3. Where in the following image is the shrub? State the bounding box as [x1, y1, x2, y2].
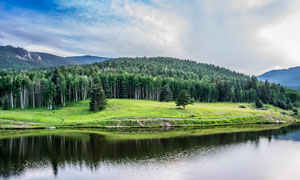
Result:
[293, 108, 299, 115]
[255, 99, 263, 108]
[281, 112, 288, 115]
[294, 102, 300, 108]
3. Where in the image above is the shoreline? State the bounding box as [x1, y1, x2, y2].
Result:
[0, 123, 295, 140]
[0, 116, 291, 130]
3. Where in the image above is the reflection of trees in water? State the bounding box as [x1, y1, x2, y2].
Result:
[0, 126, 299, 178]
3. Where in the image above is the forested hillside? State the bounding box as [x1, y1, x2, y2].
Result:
[0, 57, 299, 111]
[0, 45, 45, 70]
[0, 45, 110, 70]
[93, 57, 247, 80]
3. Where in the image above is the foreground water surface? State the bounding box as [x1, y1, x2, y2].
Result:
[1, 126, 300, 180]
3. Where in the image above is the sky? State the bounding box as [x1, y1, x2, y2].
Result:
[0, 0, 300, 75]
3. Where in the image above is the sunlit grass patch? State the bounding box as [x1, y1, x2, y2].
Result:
[0, 99, 296, 128]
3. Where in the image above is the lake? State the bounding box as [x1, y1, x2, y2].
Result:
[1, 126, 300, 180]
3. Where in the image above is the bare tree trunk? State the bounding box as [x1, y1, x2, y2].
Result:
[48, 98, 53, 110]
[61, 92, 64, 106]
[84, 89, 86, 100]
[32, 88, 35, 108]
[75, 89, 78, 102]
[38, 83, 42, 107]
[24, 88, 28, 108]
[69, 85, 71, 101]
[20, 88, 24, 110]
[81, 86, 84, 100]
[10, 91, 14, 109]
[114, 83, 117, 98]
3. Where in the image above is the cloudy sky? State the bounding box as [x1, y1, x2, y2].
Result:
[0, 0, 300, 75]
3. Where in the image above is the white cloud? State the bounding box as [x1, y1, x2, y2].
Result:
[257, 10, 300, 66]
[231, 0, 278, 10]
[1, 0, 300, 75]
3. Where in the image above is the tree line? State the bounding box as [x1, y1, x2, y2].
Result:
[0, 57, 299, 111]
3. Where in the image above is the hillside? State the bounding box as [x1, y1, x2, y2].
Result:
[1, 56, 299, 113]
[94, 57, 248, 81]
[258, 67, 300, 90]
[0, 45, 110, 70]
[0, 45, 46, 70]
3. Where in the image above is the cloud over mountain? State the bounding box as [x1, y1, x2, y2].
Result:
[1, 0, 300, 75]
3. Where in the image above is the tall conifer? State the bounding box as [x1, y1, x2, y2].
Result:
[160, 84, 173, 102]
[90, 75, 107, 112]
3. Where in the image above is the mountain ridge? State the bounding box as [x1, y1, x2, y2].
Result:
[66, 55, 110, 65]
[0, 45, 110, 70]
[257, 66, 300, 90]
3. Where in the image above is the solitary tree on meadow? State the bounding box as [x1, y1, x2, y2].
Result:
[176, 90, 192, 109]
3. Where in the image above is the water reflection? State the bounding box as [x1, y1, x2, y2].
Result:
[0, 126, 300, 180]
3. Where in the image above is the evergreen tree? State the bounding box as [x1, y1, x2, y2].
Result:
[120, 80, 127, 98]
[90, 76, 107, 112]
[160, 84, 173, 102]
[249, 88, 257, 103]
[51, 67, 62, 104]
[102, 76, 111, 98]
[176, 90, 192, 109]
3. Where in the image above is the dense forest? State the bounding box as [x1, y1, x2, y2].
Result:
[0, 57, 299, 110]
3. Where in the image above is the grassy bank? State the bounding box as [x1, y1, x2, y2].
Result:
[0, 124, 290, 140]
[0, 99, 297, 129]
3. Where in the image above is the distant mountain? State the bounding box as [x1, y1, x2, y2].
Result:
[0, 45, 110, 70]
[66, 55, 110, 65]
[257, 67, 300, 90]
[0, 45, 45, 70]
[34, 52, 74, 66]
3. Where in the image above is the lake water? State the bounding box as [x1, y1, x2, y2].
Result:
[1, 126, 300, 180]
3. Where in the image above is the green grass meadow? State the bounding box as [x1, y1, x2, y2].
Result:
[0, 99, 297, 128]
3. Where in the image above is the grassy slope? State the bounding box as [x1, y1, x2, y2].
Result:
[0, 99, 296, 128]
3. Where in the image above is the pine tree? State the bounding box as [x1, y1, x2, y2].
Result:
[102, 77, 111, 98]
[51, 67, 62, 104]
[160, 84, 173, 102]
[119, 76, 128, 98]
[176, 90, 192, 109]
[90, 76, 107, 112]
